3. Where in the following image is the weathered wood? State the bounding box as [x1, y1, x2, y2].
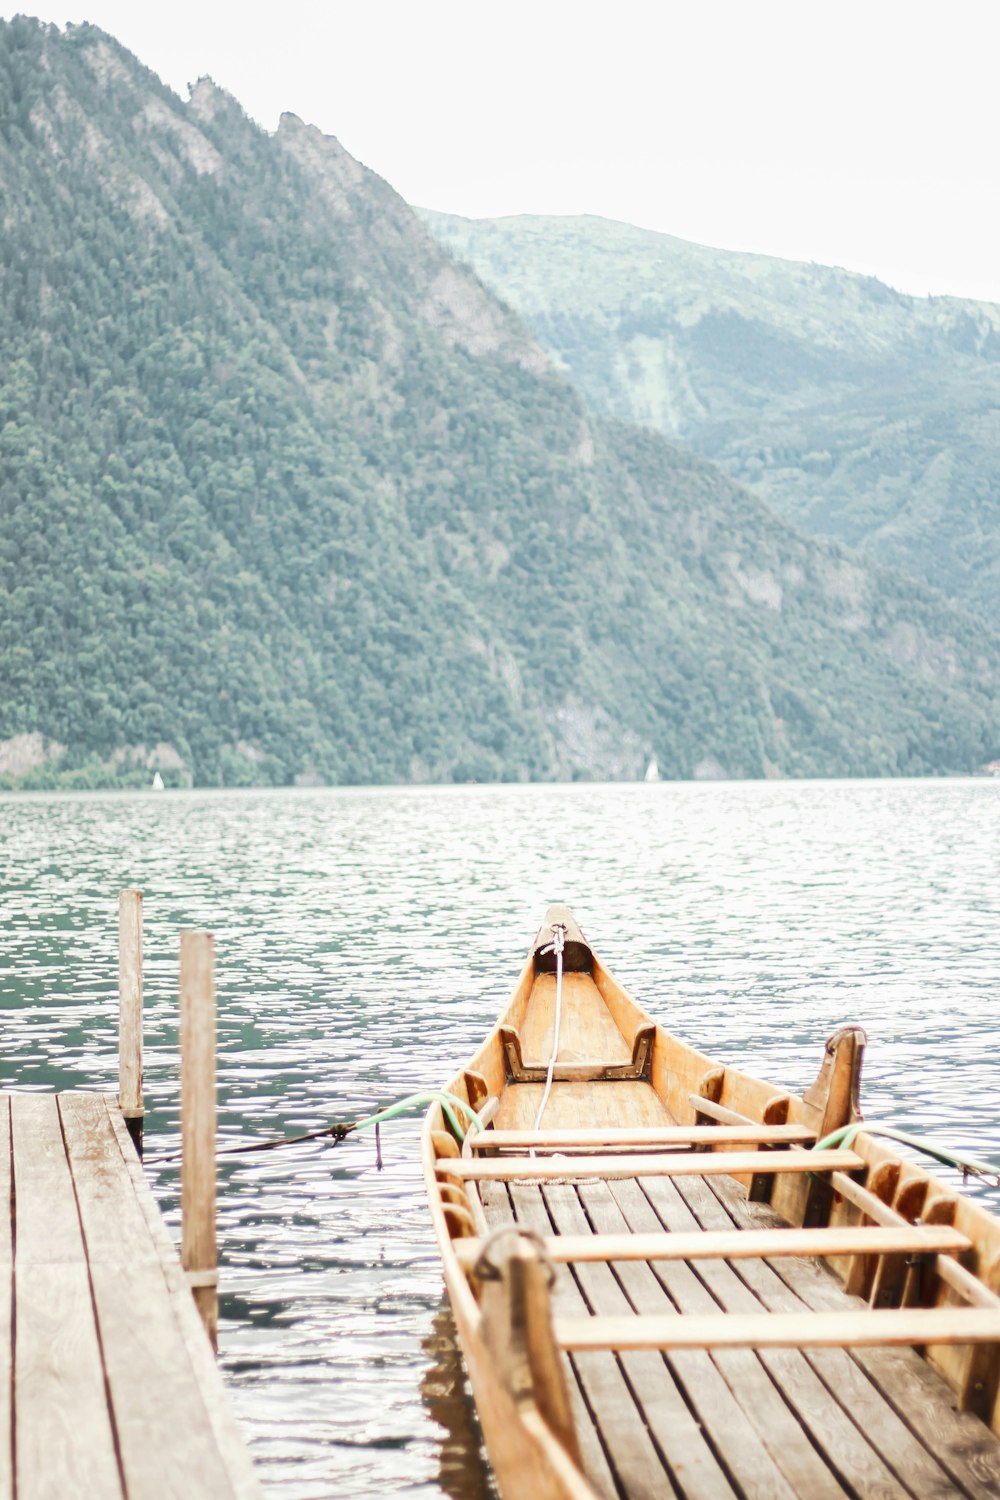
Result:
[636, 1171, 900, 1499]
[443, 1148, 866, 1182]
[960, 1257, 1000, 1418]
[0, 1100, 12, 1500]
[564, 1178, 815, 1500]
[506, 1182, 709, 1500]
[180, 931, 218, 1348]
[708, 1173, 1000, 1500]
[478, 1182, 623, 1500]
[472, 1123, 817, 1151]
[556, 1306, 1000, 1352]
[478, 1232, 582, 1469]
[455, 1223, 970, 1269]
[118, 888, 144, 1154]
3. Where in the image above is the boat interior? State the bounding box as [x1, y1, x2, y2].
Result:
[423, 906, 1000, 1500]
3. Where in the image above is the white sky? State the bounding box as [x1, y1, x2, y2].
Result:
[7, 0, 1000, 302]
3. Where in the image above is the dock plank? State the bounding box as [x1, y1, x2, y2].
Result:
[16, 1261, 123, 1500]
[4, 1093, 260, 1500]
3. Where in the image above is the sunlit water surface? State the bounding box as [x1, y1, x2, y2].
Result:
[1, 781, 998, 1498]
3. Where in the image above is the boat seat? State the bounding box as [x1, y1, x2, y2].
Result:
[500, 1022, 655, 1083]
[439, 1147, 866, 1181]
[455, 1223, 971, 1268]
[470, 1123, 817, 1151]
[554, 1306, 1000, 1353]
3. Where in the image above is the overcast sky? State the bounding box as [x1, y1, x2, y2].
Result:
[6, 1, 999, 302]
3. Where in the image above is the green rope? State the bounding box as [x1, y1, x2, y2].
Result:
[814, 1123, 1000, 1186]
[145, 1087, 486, 1164]
[353, 1089, 485, 1142]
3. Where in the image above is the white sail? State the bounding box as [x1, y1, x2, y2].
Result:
[644, 756, 660, 783]
[151, 770, 165, 790]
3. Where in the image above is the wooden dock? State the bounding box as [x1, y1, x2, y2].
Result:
[2, 897, 260, 1499]
[1, 1090, 260, 1499]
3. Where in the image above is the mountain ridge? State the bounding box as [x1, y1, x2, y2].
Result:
[1, 17, 998, 788]
[422, 210, 1000, 621]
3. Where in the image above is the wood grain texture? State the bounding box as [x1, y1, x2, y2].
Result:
[473, 1123, 816, 1150]
[519, 973, 631, 1065]
[444, 1147, 865, 1181]
[15, 1261, 122, 1499]
[180, 931, 218, 1345]
[552, 1178, 802, 1500]
[556, 1307, 1000, 1352]
[117, 889, 143, 1117]
[455, 1223, 970, 1267]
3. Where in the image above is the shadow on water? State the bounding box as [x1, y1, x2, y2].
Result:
[421, 1302, 496, 1500]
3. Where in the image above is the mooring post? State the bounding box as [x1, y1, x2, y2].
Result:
[180, 930, 219, 1351]
[118, 888, 145, 1156]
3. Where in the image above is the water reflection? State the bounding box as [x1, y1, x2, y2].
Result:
[420, 1305, 494, 1500]
[1, 779, 999, 1496]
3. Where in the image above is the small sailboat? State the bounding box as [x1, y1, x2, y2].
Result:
[151, 771, 165, 790]
[643, 756, 659, 783]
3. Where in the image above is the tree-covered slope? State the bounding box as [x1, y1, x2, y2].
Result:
[1, 17, 999, 787]
[424, 211, 1000, 624]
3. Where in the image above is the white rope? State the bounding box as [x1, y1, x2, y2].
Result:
[531, 923, 566, 1142]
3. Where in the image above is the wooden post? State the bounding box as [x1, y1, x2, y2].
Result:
[180, 931, 218, 1351]
[118, 888, 144, 1156]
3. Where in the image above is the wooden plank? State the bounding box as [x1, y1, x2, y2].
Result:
[707, 1175, 1000, 1500]
[472, 1123, 817, 1150]
[555, 1307, 1000, 1352]
[58, 1094, 161, 1266]
[10, 1093, 87, 1264]
[89, 1262, 246, 1500]
[455, 1223, 970, 1268]
[444, 1148, 866, 1181]
[672, 1169, 960, 1499]
[0, 1100, 12, 1500]
[478, 1181, 620, 1500]
[505, 1182, 730, 1500]
[556, 1178, 812, 1500]
[101, 1106, 263, 1500]
[15, 1260, 123, 1499]
[607, 1176, 864, 1500]
[493, 1079, 672, 1132]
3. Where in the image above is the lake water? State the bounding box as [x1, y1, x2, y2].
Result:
[2, 779, 999, 1498]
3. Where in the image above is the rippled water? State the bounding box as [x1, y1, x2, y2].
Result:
[2, 780, 999, 1498]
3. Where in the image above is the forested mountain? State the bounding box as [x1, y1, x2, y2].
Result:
[1, 17, 999, 789]
[424, 212, 1000, 623]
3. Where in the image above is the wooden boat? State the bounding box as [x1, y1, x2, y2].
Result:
[421, 905, 1000, 1500]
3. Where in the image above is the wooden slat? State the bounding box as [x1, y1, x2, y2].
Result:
[443, 1148, 865, 1182]
[632, 1170, 899, 1500]
[456, 1223, 971, 1268]
[686, 1095, 760, 1127]
[101, 1105, 263, 1500]
[602, 1176, 851, 1494]
[556, 1307, 1000, 1352]
[472, 1123, 817, 1151]
[831, 1170, 1000, 1309]
[58, 1094, 161, 1266]
[706, 1171, 1000, 1500]
[0, 1101, 12, 1500]
[479, 1182, 646, 1500]
[10, 1093, 87, 1263]
[549, 1179, 804, 1500]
